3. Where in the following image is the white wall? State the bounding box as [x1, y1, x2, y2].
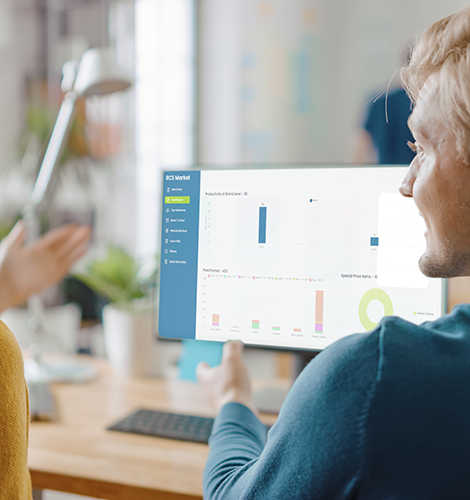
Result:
[197, 0, 242, 164]
[0, 0, 37, 176]
[197, 0, 470, 165]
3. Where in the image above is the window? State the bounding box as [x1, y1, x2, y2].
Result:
[135, 0, 194, 256]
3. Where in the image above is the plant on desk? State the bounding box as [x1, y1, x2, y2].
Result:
[74, 247, 163, 377]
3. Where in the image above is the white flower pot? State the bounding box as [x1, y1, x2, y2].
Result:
[102, 301, 167, 378]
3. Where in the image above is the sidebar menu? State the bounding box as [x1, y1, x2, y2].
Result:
[158, 171, 201, 339]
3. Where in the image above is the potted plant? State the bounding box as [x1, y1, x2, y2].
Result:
[73, 247, 170, 377]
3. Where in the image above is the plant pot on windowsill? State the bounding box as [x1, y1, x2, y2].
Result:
[73, 247, 176, 377]
[101, 298, 164, 377]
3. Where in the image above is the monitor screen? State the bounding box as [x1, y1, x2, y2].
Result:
[157, 165, 445, 351]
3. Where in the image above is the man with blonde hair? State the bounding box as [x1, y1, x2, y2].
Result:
[198, 7, 470, 499]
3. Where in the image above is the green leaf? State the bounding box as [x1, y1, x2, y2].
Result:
[72, 246, 157, 304]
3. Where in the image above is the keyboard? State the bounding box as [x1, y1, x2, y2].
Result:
[107, 409, 215, 444]
[28, 382, 55, 421]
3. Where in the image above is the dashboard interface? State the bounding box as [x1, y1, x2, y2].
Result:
[158, 166, 444, 350]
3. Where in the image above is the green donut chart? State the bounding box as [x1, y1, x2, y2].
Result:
[359, 288, 393, 331]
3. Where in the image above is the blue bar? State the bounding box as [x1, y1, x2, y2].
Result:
[370, 237, 379, 247]
[259, 207, 267, 244]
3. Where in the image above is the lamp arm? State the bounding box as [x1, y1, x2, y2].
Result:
[21, 91, 78, 363]
[30, 92, 78, 209]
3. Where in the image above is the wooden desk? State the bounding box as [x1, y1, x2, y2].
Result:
[28, 357, 213, 500]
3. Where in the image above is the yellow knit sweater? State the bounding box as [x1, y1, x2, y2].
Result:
[0, 320, 32, 499]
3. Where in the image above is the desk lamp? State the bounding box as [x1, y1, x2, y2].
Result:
[22, 48, 132, 383]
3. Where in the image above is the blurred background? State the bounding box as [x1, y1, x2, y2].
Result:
[1, 0, 468, 261]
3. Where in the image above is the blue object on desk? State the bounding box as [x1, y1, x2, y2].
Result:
[178, 340, 223, 382]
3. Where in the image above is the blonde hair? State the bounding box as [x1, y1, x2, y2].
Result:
[401, 7, 470, 162]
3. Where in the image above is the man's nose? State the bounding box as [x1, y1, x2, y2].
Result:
[399, 163, 417, 198]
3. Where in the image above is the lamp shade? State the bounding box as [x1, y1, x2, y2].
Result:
[72, 47, 132, 97]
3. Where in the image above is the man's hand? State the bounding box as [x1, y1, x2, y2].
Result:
[197, 340, 259, 416]
[0, 221, 91, 313]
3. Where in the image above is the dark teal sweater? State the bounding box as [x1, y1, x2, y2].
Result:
[204, 304, 470, 499]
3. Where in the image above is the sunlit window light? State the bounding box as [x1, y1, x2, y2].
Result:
[135, 0, 194, 257]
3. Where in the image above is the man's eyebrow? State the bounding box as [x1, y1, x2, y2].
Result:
[407, 112, 430, 142]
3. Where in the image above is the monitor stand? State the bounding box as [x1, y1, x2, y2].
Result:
[253, 351, 318, 414]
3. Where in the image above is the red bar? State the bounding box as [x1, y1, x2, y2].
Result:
[315, 291, 324, 324]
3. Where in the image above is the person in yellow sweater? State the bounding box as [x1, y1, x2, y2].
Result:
[0, 221, 90, 499]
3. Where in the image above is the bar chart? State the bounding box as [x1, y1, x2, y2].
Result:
[197, 268, 328, 347]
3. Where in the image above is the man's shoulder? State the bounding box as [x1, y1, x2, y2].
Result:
[379, 304, 470, 351]
[300, 305, 470, 387]
[335, 304, 470, 351]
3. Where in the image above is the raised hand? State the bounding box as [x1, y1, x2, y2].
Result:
[0, 221, 91, 313]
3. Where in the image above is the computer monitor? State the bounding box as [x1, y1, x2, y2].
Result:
[157, 165, 446, 352]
